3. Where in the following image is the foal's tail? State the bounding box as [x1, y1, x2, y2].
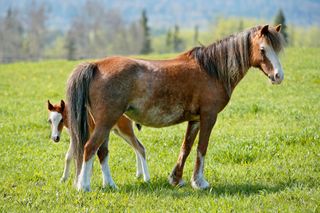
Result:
[66, 63, 97, 169]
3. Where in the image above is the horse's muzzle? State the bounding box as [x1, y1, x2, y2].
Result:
[52, 136, 60, 142]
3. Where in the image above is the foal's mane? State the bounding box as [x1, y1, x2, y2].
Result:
[188, 25, 284, 94]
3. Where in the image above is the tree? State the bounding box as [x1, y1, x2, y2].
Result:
[193, 25, 199, 45]
[165, 29, 172, 52]
[173, 25, 185, 52]
[65, 31, 76, 60]
[0, 8, 24, 62]
[274, 9, 288, 44]
[140, 9, 152, 54]
[25, 2, 47, 60]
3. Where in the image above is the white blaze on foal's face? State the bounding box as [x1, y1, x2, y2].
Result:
[49, 111, 63, 142]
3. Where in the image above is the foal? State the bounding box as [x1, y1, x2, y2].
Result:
[47, 100, 149, 187]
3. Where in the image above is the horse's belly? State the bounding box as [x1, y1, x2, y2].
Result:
[125, 104, 186, 127]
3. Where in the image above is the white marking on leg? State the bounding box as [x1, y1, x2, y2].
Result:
[137, 152, 150, 182]
[61, 140, 73, 182]
[191, 151, 209, 189]
[77, 155, 94, 191]
[101, 155, 117, 189]
[135, 151, 143, 178]
[115, 131, 150, 182]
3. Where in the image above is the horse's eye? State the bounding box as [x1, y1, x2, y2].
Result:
[260, 47, 265, 55]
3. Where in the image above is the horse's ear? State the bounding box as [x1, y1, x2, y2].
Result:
[259, 25, 269, 37]
[275, 24, 281, 32]
[60, 100, 65, 112]
[48, 100, 54, 111]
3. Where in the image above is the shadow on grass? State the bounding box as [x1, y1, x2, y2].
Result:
[113, 177, 304, 198]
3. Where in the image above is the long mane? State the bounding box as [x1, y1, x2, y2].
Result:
[188, 25, 285, 94]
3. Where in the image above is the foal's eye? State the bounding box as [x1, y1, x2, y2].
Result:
[260, 47, 265, 55]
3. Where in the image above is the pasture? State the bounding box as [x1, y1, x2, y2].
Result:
[0, 48, 319, 212]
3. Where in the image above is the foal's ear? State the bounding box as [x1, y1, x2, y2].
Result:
[275, 24, 282, 32]
[60, 100, 65, 112]
[48, 100, 54, 111]
[259, 25, 269, 37]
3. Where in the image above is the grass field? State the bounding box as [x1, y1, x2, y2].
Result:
[0, 48, 319, 212]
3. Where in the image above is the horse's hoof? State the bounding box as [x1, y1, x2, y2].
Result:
[168, 176, 186, 187]
[191, 178, 210, 190]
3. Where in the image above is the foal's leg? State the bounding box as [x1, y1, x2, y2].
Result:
[114, 118, 150, 182]
[191, 113, 217, 189]
[169, 121, 200, 186]
[97, 139, 117, 188]
[60, 139, 74, 182]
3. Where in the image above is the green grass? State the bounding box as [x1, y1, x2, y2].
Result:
[0, 48, 319, 212]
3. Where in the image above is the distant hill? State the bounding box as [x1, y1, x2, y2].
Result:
[0, 0, 319, 31]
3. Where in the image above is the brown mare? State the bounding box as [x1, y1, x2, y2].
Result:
[66, 25, 285, 191]
[47, 100, 149, 187]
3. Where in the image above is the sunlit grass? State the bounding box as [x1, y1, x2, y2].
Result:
[0, 48, 319, 212]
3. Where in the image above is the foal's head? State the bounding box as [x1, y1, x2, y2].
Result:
[250, 24, 285, 84]
[47, 100, 65, 142]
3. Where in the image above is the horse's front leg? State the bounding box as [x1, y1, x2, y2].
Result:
[191, 112, 217, 189]
[169, 121, 200, 187]
[60, 139, 74, 182]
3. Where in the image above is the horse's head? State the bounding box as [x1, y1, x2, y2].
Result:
[251, 24, 285, 84]
[47, 100, 65, 142]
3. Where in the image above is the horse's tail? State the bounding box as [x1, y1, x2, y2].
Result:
[66, 63, 97, 169]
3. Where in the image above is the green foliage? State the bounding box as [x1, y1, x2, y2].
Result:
[274, 9, 288, 43]
[140, 9, 152, 54]
[0, 48, 319, 211]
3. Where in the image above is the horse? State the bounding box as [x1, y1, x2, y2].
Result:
[47, 100, 150, 187]
[66, 24, 285, 191]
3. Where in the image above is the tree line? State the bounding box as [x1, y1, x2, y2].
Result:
[0, 4, 319, 63]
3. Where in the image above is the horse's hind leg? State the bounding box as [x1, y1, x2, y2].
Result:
[61, 138, 74, 183]
[77, 125, 111, 191]
[169, 121, 200, 187]
[97, 139, 117, 188]
[114, 117, 150, 182]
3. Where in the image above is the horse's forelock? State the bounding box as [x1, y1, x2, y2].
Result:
[264, 28, 285, 53]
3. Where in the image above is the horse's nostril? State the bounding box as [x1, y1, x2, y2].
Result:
[275, 73, 280, 79]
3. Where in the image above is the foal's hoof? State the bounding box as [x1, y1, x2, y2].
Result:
[136, 172, 143, 179]
[103, 182, 118, 190]
[77, 183, 91, 192]
[191, 178, 210, 190]
[60, 177, 67, 183]
[77, 185, 91, 192]
[168, 175, 186, 187]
